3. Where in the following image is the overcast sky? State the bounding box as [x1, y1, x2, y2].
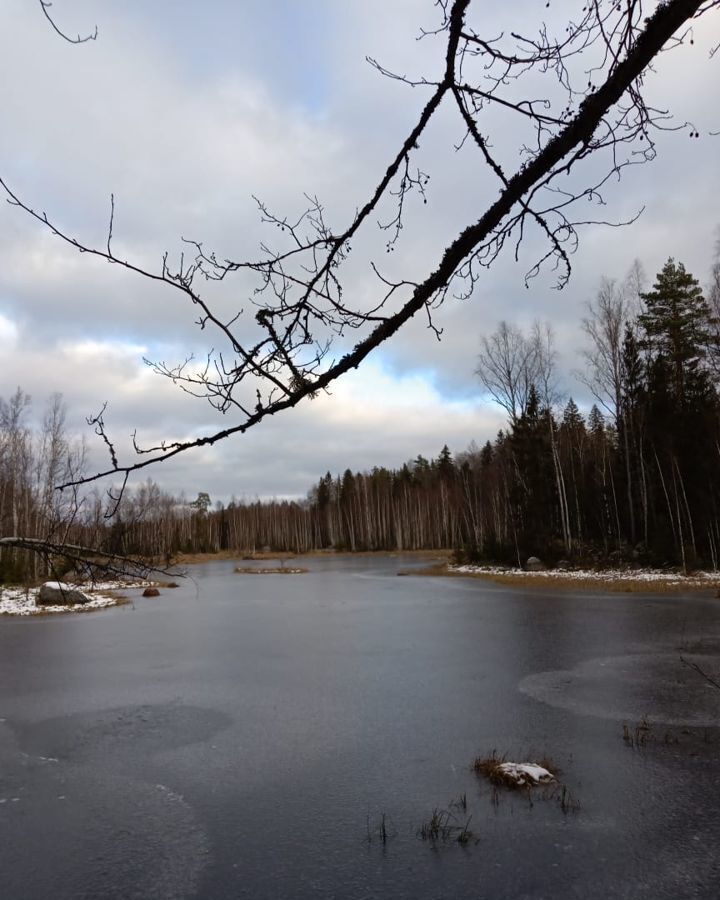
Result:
[1, 0, 718, 503]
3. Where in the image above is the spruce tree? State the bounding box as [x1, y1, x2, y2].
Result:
[638, 259, 715, 405]
[436, 444, 455, 480]
[561, 398, 584, 434]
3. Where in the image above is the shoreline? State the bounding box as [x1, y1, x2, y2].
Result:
[417, 563, 720, 594]
[173, 550, 720, 594]
[172, 548, 451, 566]
[4, 552, 717, 607]
[0, 580, 145, 617]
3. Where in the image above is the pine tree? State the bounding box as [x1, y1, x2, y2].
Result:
[639, 259, 715, 405]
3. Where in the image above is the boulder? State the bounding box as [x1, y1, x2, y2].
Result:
[143, 587, 160, 597]
[556, 559, 571, 570]
[525, 556, 545, 572]
[38, 581, 90, 606]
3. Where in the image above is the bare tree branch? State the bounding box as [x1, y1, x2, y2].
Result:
[0, 536, 178, 582]
[38, 0, 97, 45]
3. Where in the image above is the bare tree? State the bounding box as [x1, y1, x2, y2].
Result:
[2, 0, 717, 495]
[578, 262, 645, 424]
[0, 389, 32, 548]
[475, 322, 539, 426]
[707, 232, 720, 379]
[531, 322, 562, 411]
[577, 264, 647, 543]
[530, 322, 574, 553]
[580, 279, 630, 424]
[0, 389, 117, 581]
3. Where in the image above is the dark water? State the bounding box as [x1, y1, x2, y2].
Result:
[1, 556, 719, 899]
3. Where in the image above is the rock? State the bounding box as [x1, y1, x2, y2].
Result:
[556, 559, 571, 570]
[143, 587, 160, 597]
[166, 582, 179, 589]
[38, 582, 90, 606]
[525, 556, 545, 572]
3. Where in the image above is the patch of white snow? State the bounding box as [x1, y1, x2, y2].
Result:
[450, 564, 720, 586]
[0, 580, 152, 616]
[497, 762, 555, 785]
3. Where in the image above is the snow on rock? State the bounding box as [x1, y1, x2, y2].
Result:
[38, 582, 90, 606]
[496, 762, 556, 786]
[0, 580, 150, 616]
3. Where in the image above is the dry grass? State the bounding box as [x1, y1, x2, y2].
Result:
[417, 807, 474, 845]
[397, 562, 449, 577]
[314, 548, 451, 559]
[366, 812, 394, 845]
[622, 717, 653, 749]
[172, 550, 286, 565]
[176, 549, 451, 566]
[473, 751, 579, 814]
[486, 572, 716, 593]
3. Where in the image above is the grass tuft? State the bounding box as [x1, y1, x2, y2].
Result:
[622, 717, 652, 749]
[366, 812, 394, 845]
[472, 751, 558, 789]
[473, 750, 578, 813]
[417, 807, 475, 845]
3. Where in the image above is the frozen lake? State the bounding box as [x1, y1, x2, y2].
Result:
[1, 555, 719, 899]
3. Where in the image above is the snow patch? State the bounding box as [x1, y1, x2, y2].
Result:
[496, 762, 555, 786]
[451, 564, 720, 586]
[0, 580, 150, 616]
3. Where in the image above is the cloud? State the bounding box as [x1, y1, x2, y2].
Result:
[1, 0, 718, 500]
[118, 359, 506, 503]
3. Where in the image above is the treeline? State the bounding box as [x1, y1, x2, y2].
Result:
[0, 389, 87, 581]
[301, 257, 720, 568]
[3, 255, 720, 577]
[102, 456, 468, 558]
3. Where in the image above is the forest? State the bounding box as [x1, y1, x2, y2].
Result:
[2, 256, 720, 580]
